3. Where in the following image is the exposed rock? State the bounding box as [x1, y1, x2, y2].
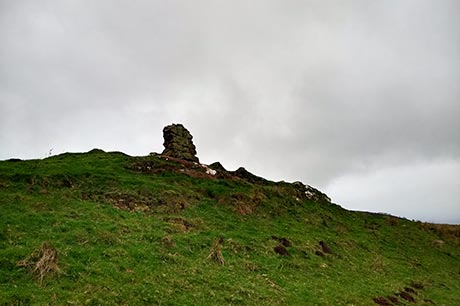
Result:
[199, 164, 217, 176]
[208, 162, 227, 172]
[232, 167, 267, 184]
[293, 181, 331, 203]
[162, 124, 199, 162]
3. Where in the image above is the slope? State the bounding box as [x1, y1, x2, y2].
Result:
[0, 150, 459, 305]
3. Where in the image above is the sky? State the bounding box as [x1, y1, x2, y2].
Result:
[1, 0, 459, 224]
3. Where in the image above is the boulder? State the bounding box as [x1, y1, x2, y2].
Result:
[162, 124, 199, 162]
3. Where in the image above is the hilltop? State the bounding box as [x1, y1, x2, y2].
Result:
[0, 125, 459, 305]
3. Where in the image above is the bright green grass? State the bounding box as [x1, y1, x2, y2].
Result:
[0, 151, 459, 305]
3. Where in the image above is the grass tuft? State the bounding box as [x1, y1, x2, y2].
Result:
[17, 242, 60, 284]
[207, 238, 225, 265]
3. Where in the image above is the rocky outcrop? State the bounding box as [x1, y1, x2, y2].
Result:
[232, 167, 268, 184]
[293, 181, 331, 203]
[208, 162, 227, 172]
[162, 124, 199, 162]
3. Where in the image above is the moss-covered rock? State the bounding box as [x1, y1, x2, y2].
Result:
[161, 124, 199, 162]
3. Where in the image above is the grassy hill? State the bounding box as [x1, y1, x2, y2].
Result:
[0, 150, 459, 305]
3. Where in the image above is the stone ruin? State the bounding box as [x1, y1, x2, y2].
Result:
[162, 124, 199, 163]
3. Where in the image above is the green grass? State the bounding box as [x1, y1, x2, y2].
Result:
[0, 150, 459, 305]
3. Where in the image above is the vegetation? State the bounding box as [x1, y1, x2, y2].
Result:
[0, 150, 459, 305]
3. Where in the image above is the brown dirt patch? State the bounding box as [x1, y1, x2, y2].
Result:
[130, 156, 220, 180]
[375, 282, 426, 305]
[404, 287, 417, 295]
[315, 250, 325, 257]
[319, 240, 333, 254]
[397, 291, 415, 303]
[274, 245, 289, 256]
[235, 202, 254, 215]
[220, 192, 265, 215]
[271, 236, 292, 247]
[82, 189, 191, 213]
[420, 222, 460, 244]
[373, 297, 392, 306]
[129, 159, 182, 174]
[164, 217, 197, 233]
[410, 282, 424, 290]
[103, 192, 151, 212]
[385, 216, 400, 226]
[387, 296, 400, 304]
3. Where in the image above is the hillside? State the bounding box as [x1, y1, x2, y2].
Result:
[1, 149, 459, 305]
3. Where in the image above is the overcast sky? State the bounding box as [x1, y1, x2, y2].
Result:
[1, 1, 459, 224]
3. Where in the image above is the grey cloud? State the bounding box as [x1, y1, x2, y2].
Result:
[1, 0, 459, 222]
[325, 159, 460, 224]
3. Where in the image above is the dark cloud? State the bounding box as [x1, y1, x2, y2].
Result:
[1, 0, 459, 222]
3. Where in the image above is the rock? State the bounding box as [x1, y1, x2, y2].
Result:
[162, 124, 199, 162]
[199, 164, 217, 176]
[293, 181, 331, 203]
[305, 185, 331, 202]
[208, 162, 227, 172]
[233, 167, 267, 184]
